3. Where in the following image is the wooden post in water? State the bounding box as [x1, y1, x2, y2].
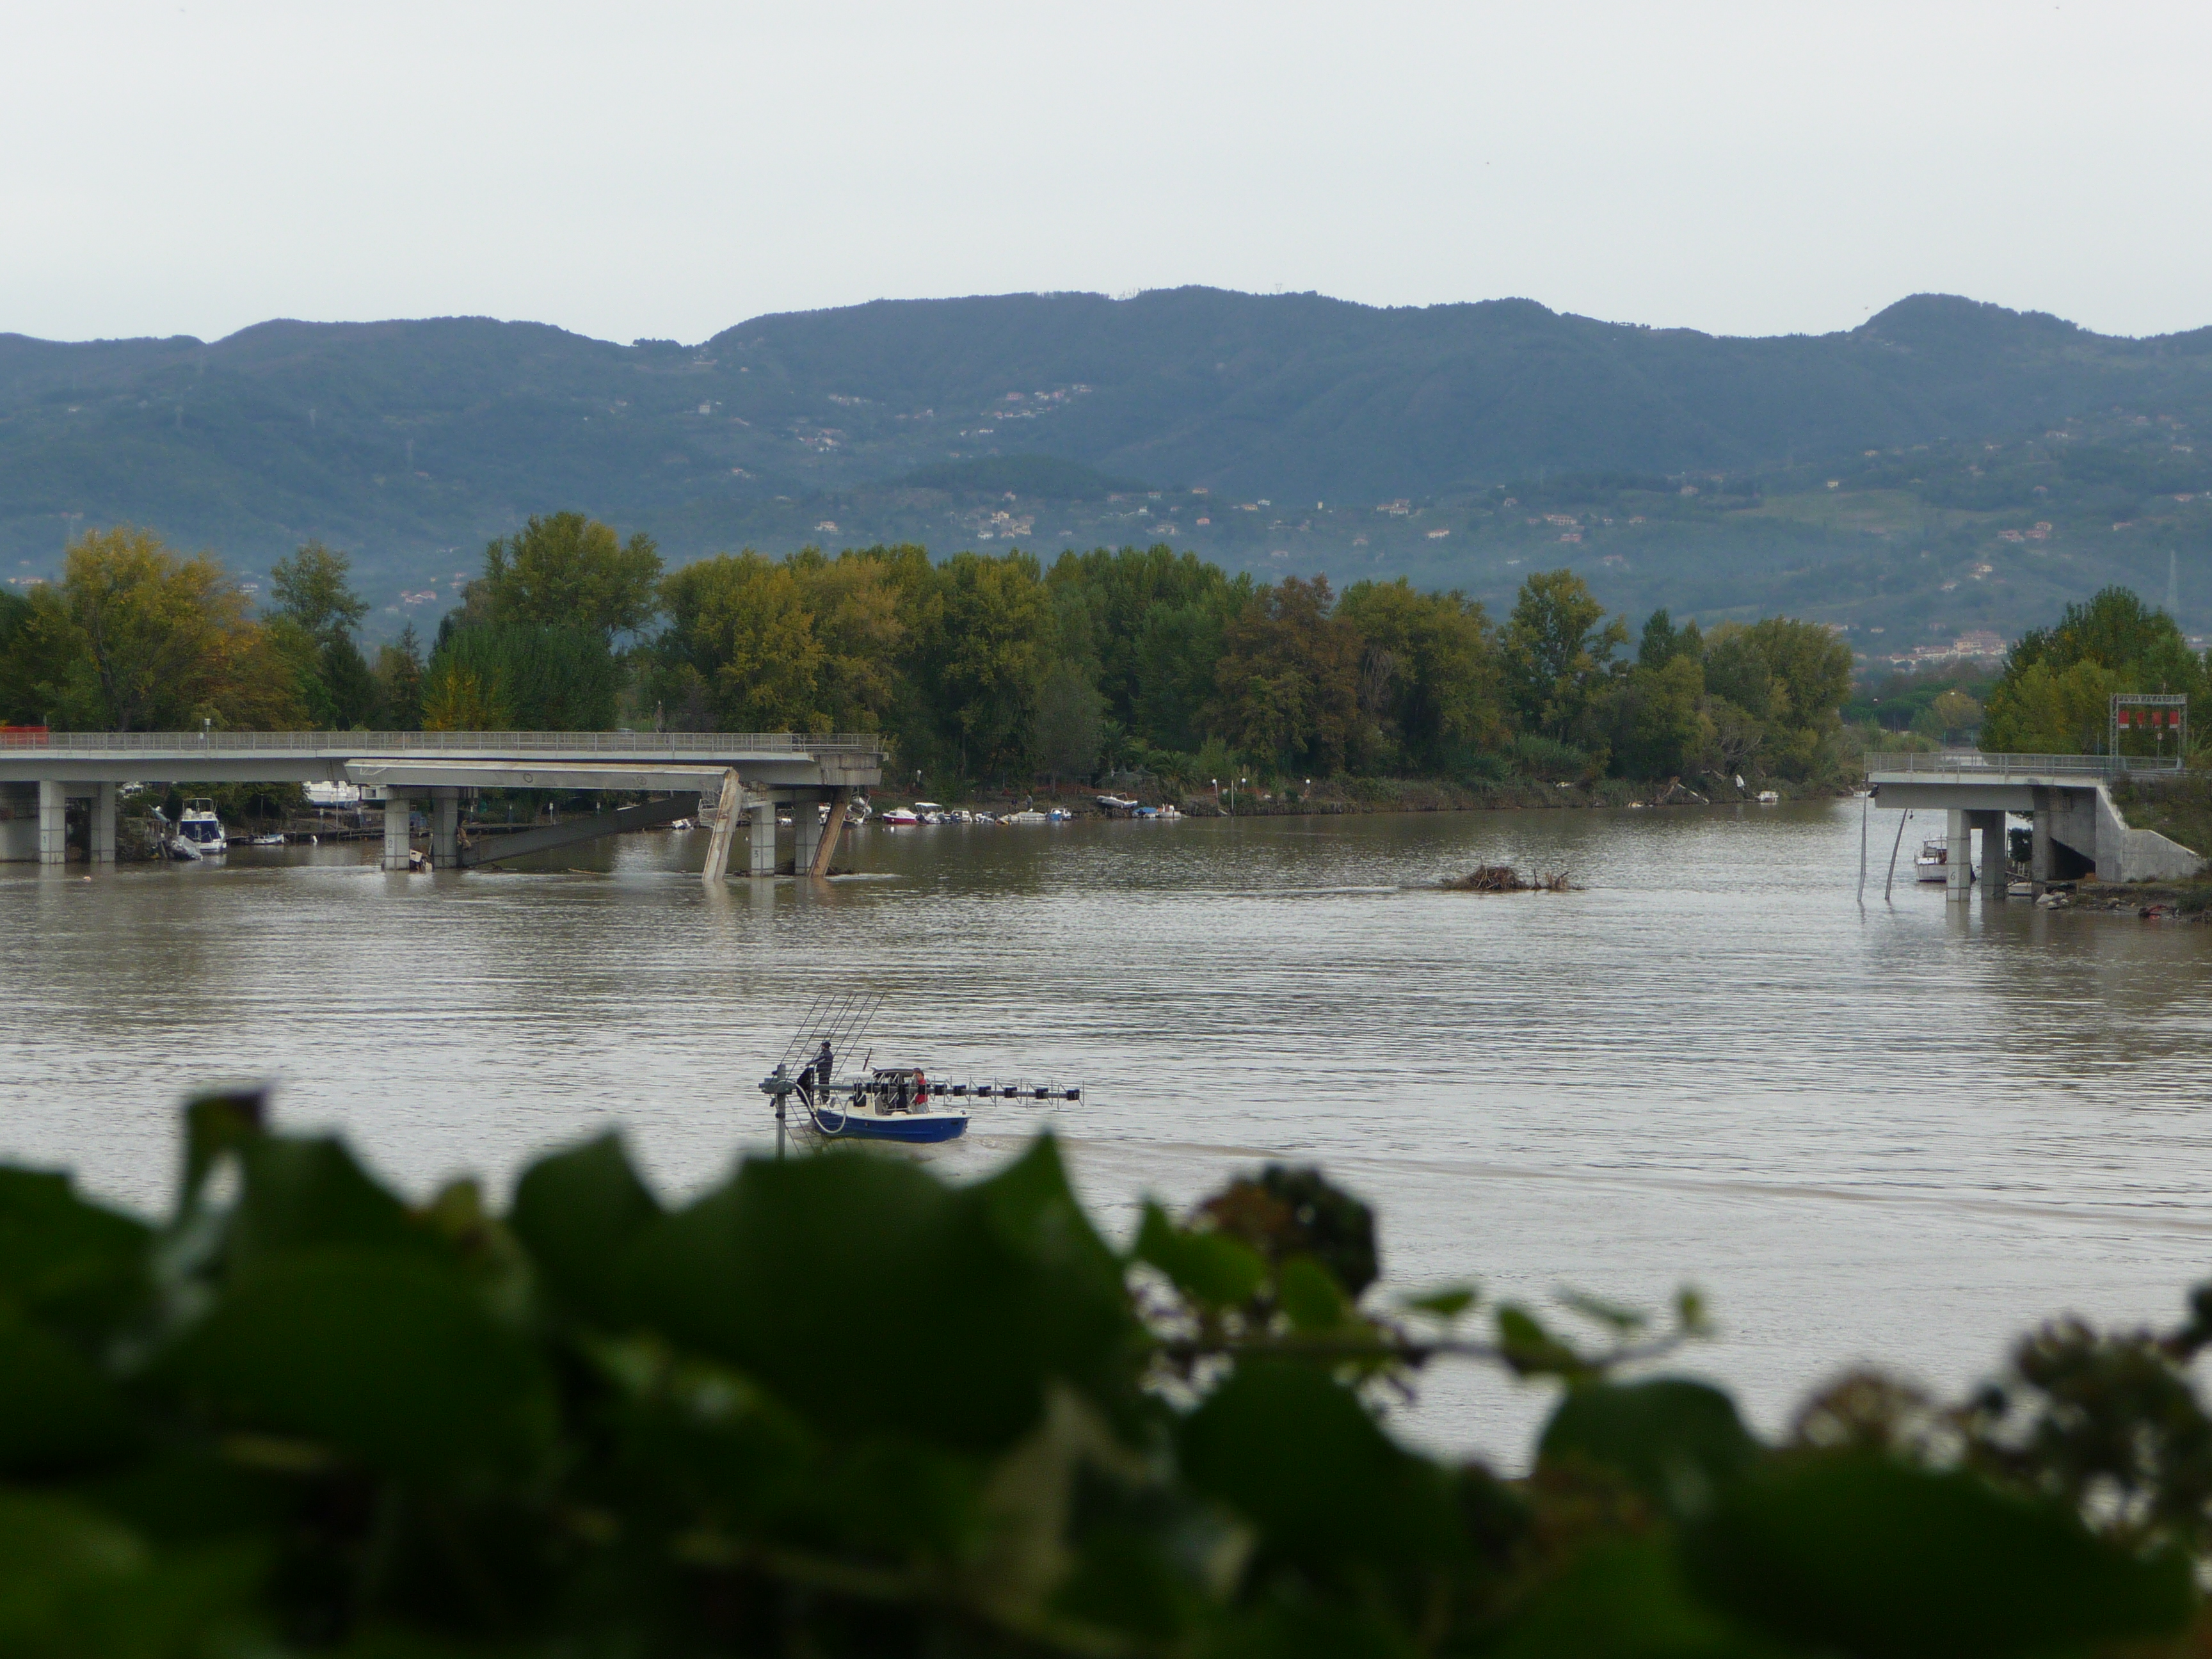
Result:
[1858, 794, 1868, 901]
[1883, 809, 1910, 902]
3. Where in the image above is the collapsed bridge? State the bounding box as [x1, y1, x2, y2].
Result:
[0, 729, 883, 881]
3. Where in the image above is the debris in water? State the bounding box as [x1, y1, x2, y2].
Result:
[1441, 865, 1573, 893]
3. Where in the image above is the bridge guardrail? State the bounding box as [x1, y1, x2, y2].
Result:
[1, 730, 885, 756]
[1866, 751, 2183, 777]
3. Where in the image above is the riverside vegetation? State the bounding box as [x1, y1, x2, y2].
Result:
[4, 1094, 2212, 1656]
[0, 515, 1855, 799]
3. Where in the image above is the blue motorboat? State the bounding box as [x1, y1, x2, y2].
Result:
[758, 991, 1079, 1154]
[806, 1084, 969, 1143]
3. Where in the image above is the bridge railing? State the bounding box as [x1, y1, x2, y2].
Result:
[1868, 750, 2183, 777]
[4, 730, 885, 756]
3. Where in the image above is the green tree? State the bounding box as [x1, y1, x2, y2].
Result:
[373, 623, 426, 730]
[1032, 660, 1104, 781]
[269, 541, 369, 643]
[1046, 546, 1243, 741]
[421, 623, 616, 731]
[1208, 575, 1363, 776]
[1502, 568, 1628, 744]
[1701, 617, 1852, 780]
[35, 528, 301, 731]
[267, 541, 376, 728]
[651, 548, 911, 734]
[1983, 587, 2209, 754]
[1613, 653, 1711, 778]
[477, 511, 664, 643]
[1336, 577, 1504, 774]
[1637, 605, 1705, 670]
[0, 586, 65, 724]
[924, 550, 1056, 778]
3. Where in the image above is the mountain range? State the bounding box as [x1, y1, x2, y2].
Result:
[4, 287, 2210, 646]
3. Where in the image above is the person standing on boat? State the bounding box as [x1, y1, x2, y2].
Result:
[813, 1039, 833, 1093]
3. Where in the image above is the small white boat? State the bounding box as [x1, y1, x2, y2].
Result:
[1915, 838, 1976, 883]
[176, 799, 228, 856]
[879, 807, 920, 826]
[250, 832, 286, 846]
[1002, 810, 1048, 824]
[1756, 790, 1779, 805]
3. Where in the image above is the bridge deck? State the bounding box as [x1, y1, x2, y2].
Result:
[0, 730, 883, 790]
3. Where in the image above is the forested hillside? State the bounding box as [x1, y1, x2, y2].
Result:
[4, 289, 2212, 642]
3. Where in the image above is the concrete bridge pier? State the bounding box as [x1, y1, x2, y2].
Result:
[1971, 810, 2007, 899]
[1946, 809, 1971, 902]
[383, 792, 415, 870]
[431, 787, 462, 870]
[748, 799, 777, 878]
[91, 783, 116, 863]
[38, 780, 67, 865]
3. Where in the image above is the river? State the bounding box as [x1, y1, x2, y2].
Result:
[7, 800, 2211, 1464]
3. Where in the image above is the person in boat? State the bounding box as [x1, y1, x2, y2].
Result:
[812, 1040, 833, 1095]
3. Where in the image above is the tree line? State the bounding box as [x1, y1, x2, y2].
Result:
[0, 515, 1857, 790]
[1978, 586, 2212, 757]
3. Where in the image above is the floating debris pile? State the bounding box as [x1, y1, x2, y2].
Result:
[1441, 864, 1573, 893]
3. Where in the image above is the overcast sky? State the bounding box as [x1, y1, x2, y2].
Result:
[6, 1, 2206, 346]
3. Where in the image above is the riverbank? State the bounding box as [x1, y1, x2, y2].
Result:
[935, 775, 1843, 820]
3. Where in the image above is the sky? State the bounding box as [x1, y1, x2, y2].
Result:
[5, 0, 2208, 347]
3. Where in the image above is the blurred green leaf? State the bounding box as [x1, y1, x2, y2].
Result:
[0, 1169, 152, 1339]
[627, 1145, 1134, 1457]
[965, 1137, 1139, 1411]
[180, 1089, 264, 1208]
[1399, 1285, 1479, 1320]
[1134, 1203, 1267, 1310]
[1539, 1380, 1759, 1522]
[1180, 1362, 1459, 1573]
[0, 1312, 134, 1476]
[1496, 1303, 1583, 1377]
[1557, 1288, 1649, 1335]
[1685, 1452, 2196, 1658]
[227, 1137, 429, 1270]
[160, 1246, 555, 1483]
[1493, 1539, 1761, 1659]
[510, 1131, 662, 1324]
[0, 1490, 260, 1659]
[1276, 1256, 1350, 1334]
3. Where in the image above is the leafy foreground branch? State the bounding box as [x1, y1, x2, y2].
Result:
[4, 1097, 2210, 1657]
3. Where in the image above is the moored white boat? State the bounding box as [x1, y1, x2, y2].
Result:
[175, 799, 228, 856]
[1915, 837, 1975, 883]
